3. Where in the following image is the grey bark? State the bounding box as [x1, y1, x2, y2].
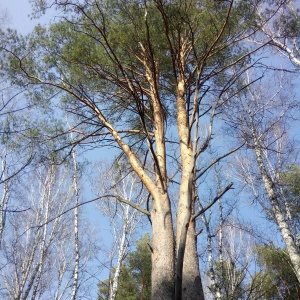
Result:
[151, 192, 175, 300]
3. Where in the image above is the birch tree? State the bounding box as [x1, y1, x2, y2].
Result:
[71, 147, 80, 300]
[257, 0, 300, 67]
[0, 162, 95, 299]
[1, 0, 292, 298]
[0, 89, 34, 246]
[225, 71, 300, 283]
[198, 162, 258, 300]
[94, 161, 147, 300]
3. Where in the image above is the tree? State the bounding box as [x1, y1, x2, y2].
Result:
[98, 234, 151, 300]
[224, 70, 300, 282]
[94, 160, 148, 300]
[98, 267, 139, 300]
[257, 0, 300, 67]
[0, 161, 97, 299]
[0, 85, 35, 246]
[252, 244, 300, 299]
[205, 219, 260, 300]
[1, 0, 292, 298]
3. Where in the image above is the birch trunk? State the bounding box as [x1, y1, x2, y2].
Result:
[0, 163, 8, 247]
[201, 213, 222, 300]
[252, 124, 300, 283]
[284, 201, 300, 247]
[109, 223, 127, 300]
[71, 148, 80, 300]
[30, 200, 50, 299]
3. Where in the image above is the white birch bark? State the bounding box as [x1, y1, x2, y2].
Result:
[97, 166, 146, 300]
[71, 148, 80, 300]
[29, 207, 49, 300]
[200, 211, 222, 300]
[251, 121, 300, 283]
[109, 217, 128, 300]
[0, 153, 9, 247]
[0, 163, 88, 299]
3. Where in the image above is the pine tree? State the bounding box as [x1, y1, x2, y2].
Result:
[98, 234, 151, 300]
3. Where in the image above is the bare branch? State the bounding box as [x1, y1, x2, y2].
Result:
[192, 183, 233, 221]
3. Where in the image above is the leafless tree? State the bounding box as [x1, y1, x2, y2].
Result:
[0, 88, 34, 247]
[94, 160, 148, 300]
[225, 70, 300, 282]
[0, 162, 96, 299]
[255, 0, 300, 67]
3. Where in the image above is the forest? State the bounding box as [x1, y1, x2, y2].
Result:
[0, 0, 300, 299]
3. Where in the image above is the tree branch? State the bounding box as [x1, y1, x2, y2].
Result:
[191, 182, 233, 221]
[114, 195, 151, 216]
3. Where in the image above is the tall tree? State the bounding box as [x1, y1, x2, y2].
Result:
[1, 0, 292, 298]
[225, 71, 300, 282]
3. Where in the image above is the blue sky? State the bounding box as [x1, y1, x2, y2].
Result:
[1, 0, 57, 34]
[2, 0, 35, 32]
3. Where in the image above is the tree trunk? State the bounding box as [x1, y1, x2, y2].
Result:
[71, 148, 80, 300]
[182, 220, 204, 300]
[201, 212, 222, 300]
[109, 221, 128, 300]
[151, 192, 175, 300]
[0, 155, 9, 247]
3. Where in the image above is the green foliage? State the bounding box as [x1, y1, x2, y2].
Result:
[98, 234, 151, 300]
[2, 0, 262, 136]
[213, 260, 246, 300]
[127, 234, 152, 299]
[251, 245, 300, 299]
[98, 267, 139, 300]
[280, 165, 300, 231]
[281, 164, 300, 198]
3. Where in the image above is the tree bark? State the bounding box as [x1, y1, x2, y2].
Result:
[252, 124, 300, 283]
[175, 70, 204, 300]
[151, 192, 175, 300]
[201, 213, 222, 300]
[109, 221, 127, 300]
[182, 220, 204, 300]
[71, 148, 80, 300]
